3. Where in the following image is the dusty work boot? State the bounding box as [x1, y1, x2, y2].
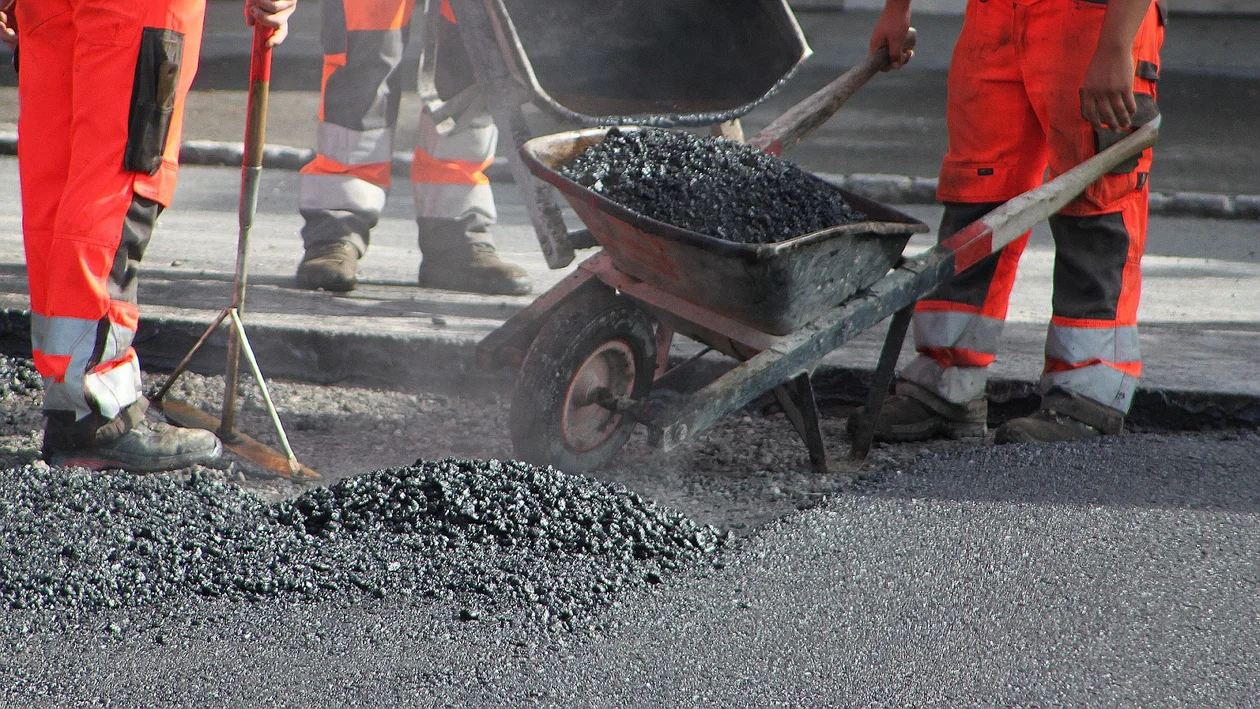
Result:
[417, 218, 531, 296]
[994, 388, 1124, 444]
[847, 380, 987, 443]
[42, 404, 221, 473]
[296, 240, 360, 292]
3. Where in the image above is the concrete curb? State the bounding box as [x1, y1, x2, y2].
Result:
[2, 133, 1256, 221]
[3, 307, 1259, 434]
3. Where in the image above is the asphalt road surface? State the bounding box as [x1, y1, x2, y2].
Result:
[2, 431, 1258, 705]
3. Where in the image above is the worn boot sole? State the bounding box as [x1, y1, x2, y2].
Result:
[846, 407, 987, 443]
[993, 420, 1102, 444]
[46, 439, 223, 474]
[878, 418, 987, 442]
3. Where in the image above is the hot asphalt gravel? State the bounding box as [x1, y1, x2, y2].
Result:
[562, 128, 866, 243]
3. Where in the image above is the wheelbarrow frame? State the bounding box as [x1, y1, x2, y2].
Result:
[478, 117, 1161, 473]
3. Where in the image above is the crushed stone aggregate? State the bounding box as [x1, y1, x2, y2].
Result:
[560, 127, 866, 244]
[0, 458, 726, 626]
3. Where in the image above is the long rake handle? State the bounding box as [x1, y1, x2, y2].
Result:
[220, 25, 273, 440]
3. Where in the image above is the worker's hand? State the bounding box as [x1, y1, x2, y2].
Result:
[870, 2, 914, 71]
[0, 8, 17, 51]
[245, 0, 297, 47]
[1081, 44, 1136, 131]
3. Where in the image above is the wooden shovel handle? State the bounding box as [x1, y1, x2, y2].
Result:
[748, 28, 918, 157]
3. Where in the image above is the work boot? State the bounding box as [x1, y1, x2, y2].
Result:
[43, 415, 221, 473]
[847, 380, 987, 443]
[296, 240, 360, 292]
[417, 217, 531, 296]
[994, 387, 1124, 444]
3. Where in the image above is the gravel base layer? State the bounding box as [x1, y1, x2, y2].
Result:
[560, 127, 867, 244]
[0, 352, 856, 628]
[0, 460, 725, 626]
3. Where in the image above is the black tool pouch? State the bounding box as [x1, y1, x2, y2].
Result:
[123, 28, 184, 175]
[1095, 92, 1159, 175]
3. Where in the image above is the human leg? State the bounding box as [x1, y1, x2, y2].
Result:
[856, 0, 1044, 442]
[994, 0, 1164, 442]
[296, 0, 416, 291]
[413, 6, 529, 296]
[19, 0, 219, 469]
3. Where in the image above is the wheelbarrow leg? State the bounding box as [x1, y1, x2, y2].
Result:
[849, 305, 914, 462]
[772, 372, 827, 475]
[495, 99, 580, 268]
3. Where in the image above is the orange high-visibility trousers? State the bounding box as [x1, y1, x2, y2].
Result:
[902, 0, 1164, 414]
[17, 0, 204, 435]
[298, 0, 498, 254]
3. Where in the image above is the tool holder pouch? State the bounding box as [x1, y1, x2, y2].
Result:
[1095, 93, 1159, 176]
[124, 28, 184, 176]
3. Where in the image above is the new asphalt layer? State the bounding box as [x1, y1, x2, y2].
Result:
[2, 431, 1258, 704]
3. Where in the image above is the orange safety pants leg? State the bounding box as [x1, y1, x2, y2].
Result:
[298, 0, 417, 254]
[903, 0, 1163, 413]
[17, 0, 204, 433]
[411, 5, 497, 241]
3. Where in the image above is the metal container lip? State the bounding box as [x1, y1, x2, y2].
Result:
[521, 127, 931, 262]
[491, 0, 814, 127]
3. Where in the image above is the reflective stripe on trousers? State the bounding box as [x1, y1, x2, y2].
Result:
[1043, 319, 1142, 411]
[411, 102, 497, 223]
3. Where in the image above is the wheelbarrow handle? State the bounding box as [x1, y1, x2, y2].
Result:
[746, 28, 917, 157]
[939, 114, 1162, 277]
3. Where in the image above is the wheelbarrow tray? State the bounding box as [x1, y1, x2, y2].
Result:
[520, 127, 931, 336]
[489, 0, 811, 126]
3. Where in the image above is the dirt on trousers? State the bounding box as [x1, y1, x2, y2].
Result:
[560, 127, 867, 244]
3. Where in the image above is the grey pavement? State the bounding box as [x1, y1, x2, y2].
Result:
[1, 156, 1259, 416]
[2, 8, 1260, 195]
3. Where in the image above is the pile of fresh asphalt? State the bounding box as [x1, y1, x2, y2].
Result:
[0, 458, 727, 626]
[561, 127, 866, 244]
[0, 354, 40, 402]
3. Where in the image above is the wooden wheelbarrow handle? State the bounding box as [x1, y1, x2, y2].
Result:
[941, 114, 1162, 275]
[747, 28, 918, 156]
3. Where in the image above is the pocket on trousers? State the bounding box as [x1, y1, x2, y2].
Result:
[124, 28, 185, 176]
[1081, 93, 1158, 209]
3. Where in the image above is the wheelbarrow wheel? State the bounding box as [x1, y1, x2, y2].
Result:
[509, 289, 657, 474]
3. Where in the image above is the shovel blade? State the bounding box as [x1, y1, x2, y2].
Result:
[152, 398, 321, 480]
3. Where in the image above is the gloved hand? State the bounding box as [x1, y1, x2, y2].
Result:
[245, 0, 298, 47]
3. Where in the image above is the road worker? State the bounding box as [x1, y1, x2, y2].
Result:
[857, 0, 1164, 443]
[6, 0, 296, 472]
[294, 0, 530, 296]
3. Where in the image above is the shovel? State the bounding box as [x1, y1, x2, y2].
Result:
[152, 24, 318, 480]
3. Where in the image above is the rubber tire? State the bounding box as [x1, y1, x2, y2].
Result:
[509, 289, 657, 474]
